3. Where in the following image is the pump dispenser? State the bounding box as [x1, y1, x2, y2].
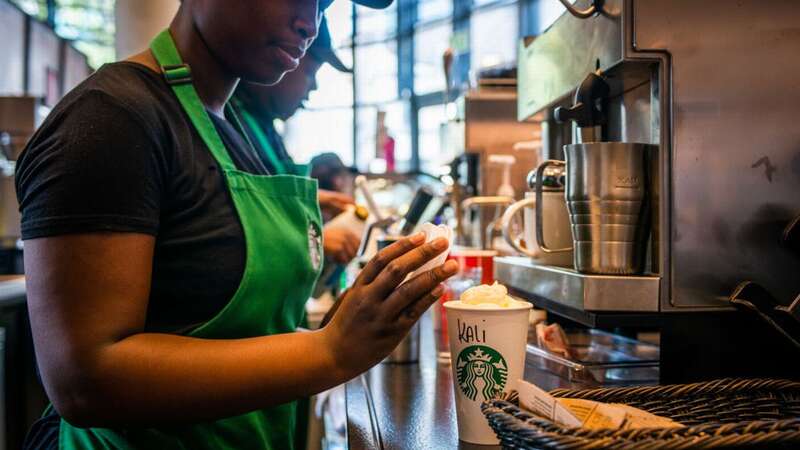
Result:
[488, 154, 516, 198]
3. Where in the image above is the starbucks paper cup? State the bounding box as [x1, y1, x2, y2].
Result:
[444, 300, 532, 445]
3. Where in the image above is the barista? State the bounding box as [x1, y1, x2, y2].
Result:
[18, 1, 457, 449]
[232, 16, 360, 264]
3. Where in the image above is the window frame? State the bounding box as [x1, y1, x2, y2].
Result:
[346, 0, 540, 173]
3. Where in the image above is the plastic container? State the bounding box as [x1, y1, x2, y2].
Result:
[524, 328, 659, 391]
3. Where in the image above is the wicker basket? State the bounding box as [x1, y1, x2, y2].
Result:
[481, 378, 800, 449]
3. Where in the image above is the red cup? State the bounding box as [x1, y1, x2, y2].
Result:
[433, 247, 498, 336]
[447, 247, 498, 284]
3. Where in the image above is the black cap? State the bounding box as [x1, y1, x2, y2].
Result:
[311, 152, 359, 177]
[321, 0, 393, 10]
[308, 17, 351, 73]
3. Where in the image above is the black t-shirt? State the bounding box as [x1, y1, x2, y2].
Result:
[16, 62, 277, 333]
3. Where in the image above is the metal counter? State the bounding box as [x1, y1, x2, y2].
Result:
[345, 314, 497, 450]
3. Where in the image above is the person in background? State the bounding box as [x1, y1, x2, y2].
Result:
[310, 152, 359, 220]
[232, 16, 359, 264]
[376, 110, 395, 172]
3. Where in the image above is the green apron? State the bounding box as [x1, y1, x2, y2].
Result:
[57, 29, 323, 450]
[230, 96, 311, 177]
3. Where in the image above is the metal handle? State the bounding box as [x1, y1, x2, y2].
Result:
[460, 196, 515, 210]
[535, 160, 573, 254]
[501, 197, 539, 257]
[460, 196, 514, 238]
[461, 196, 514, 249]
[557, 0, 604, 19]
[729, 281, 800, 351]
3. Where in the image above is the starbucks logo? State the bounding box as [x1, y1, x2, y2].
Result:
[307, 222, 322, 271]
[456, 345, 508, 402]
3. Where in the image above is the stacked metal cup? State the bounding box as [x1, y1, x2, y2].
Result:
[564, 142, 654, 275]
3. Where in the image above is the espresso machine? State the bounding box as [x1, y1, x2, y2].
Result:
[495, 0, 800, 383]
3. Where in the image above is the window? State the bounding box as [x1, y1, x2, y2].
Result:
[470, 4, 519, 70]
[283, 2, 355, 166]
[282, 107, 354, 166]
[282, 62, 355, 165]
[418, 0, 452, 22]
[355, 41, 398, 104]
[324, 0, 354, 50]
[355, 101, 411, 172]
[9, 0, 47, 20]
[354, 2, 397, 45]
[10, 0, 116, 68]
[418, 103, 451, 174]
[54, 0, 115, 68]
[299, 0, 542, 173]
[413, 23, 451, 94]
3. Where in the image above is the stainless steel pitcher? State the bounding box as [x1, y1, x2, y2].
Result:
[537, 142, 655, 275]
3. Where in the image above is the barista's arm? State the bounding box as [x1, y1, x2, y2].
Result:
[26, 232, 455, 428]
[318, 190, 355, 216]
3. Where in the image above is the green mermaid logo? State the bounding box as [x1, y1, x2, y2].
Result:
[456, 345, 508, 402]
[307, 222, 322, 271]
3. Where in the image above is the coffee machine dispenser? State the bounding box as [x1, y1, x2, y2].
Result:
[494, 0, 800, 383]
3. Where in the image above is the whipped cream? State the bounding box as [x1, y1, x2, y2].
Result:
[458, 282, 527, 309]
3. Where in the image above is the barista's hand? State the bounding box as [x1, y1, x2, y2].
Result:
[323, 228, 361, 264]
[318, 190, 355, 217]
[322, 233, 458, 377]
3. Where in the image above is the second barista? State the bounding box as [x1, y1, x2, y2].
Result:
[231, 16, 360, 265]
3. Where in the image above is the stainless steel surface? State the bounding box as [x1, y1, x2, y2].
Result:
[526, 165, 565, 191]
[577, 125, 602, 144]
[517, 0, 800, 310]
[517, 0, 623, 121]
[632, 0, 800, 307]
[564, 142, 654, 275]
[526, 328, 659, 391]
[495, 256, 659, 312]
[534, 160, 573, 254]
[383, 322, 420, 364]
[500, 191, 573, 266]
[346, 314, 500, 450]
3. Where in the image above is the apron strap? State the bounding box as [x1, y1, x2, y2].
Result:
[149, 29, 237, 172]
[231, 96, 289, 175]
